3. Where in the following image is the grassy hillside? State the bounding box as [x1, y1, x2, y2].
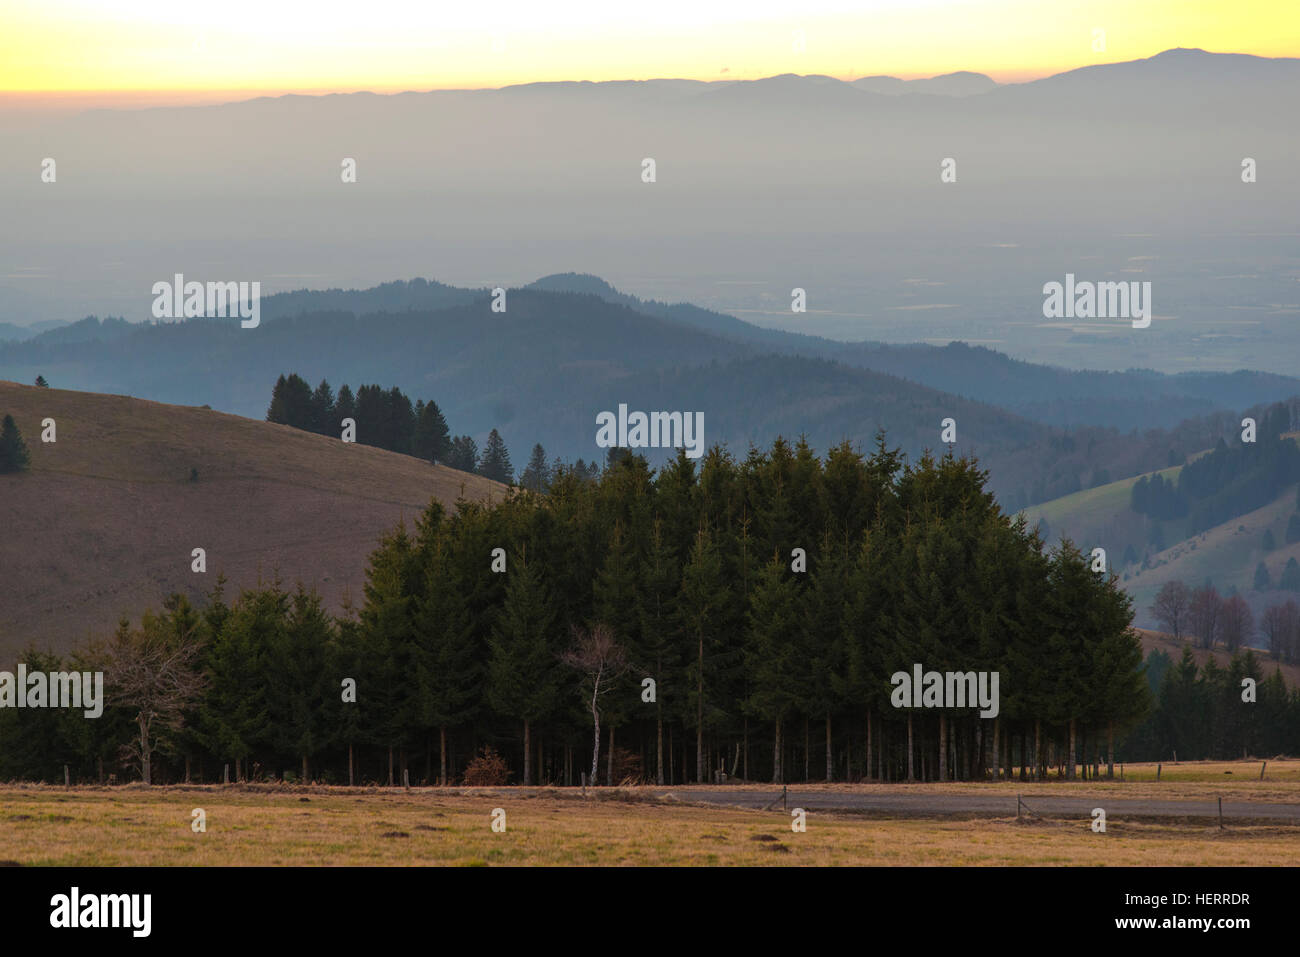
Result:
[1026, 464, 1184, 534]
[1124, 493, 1300, 624]
[0, 381, 504, 654]
[1137, 629, 1300, 688]
[1025, 449, 1300, 631]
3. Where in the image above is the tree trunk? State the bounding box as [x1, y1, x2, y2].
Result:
[607, 724, 616, 785]
[803, 717, 810, 782]
[439, 727, 448, 786]
[588, 677, 601, 786]
[938, 713, 948, 782]
[772, 718, 782, 783]
[992, 717, 1001, 781]
[696, 633, 705, 784]
[138, 715, 152, 785]
[301, 754, 309, 784]
[1107, 720, 1115, 779]
[866, 711, 874, 782]
[743, 718, 749, 781]
[656, 698, 665, 786]
[348, 742, 354, 787]
[1067, 718, 1077, 781]
[387, 745, 394, 787]
[906, 713, 915, 782]
[825, 714, 833, 782]
[524, 719, 533, 787]
[1033, 719, 1042, 781]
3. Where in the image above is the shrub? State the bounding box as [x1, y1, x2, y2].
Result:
[462, 746, 511, 786]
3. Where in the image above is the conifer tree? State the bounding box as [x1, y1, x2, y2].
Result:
[413, 518, 480, 785]
[478, 428, 514, 484]
[412, 399, 452, 464]
[487, 544, 561, 785]
[446, 435, 479, 473]
[335, 383, 356, 429]
[0, 414, 31, 473]
[745, 554, 804, 782]
[637, 518, 681, 785]
[309, 379, 335, 435]
[268, 587, 334, 782]
[519, 443, 551, 492]
[679, 524, 728, 783]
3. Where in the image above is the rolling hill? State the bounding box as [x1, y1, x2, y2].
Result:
[0, 381, 504, 654]
[1025, 447, 1300, 632]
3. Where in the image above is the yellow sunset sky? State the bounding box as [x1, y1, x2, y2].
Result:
[2, 0, 1298, 106]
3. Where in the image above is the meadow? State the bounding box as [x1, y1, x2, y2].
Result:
[3, 760, 1298, 866]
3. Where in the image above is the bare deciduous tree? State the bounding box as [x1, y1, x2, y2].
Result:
[1150, 580, 1189, 639]
[562, 623, 628, 787]
[100, 618, 207, 785]
[1188, 584, 1223, 650]
[1219, 594, 1254, 652]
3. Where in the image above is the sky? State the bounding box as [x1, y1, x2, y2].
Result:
[2, 0, 1298, 108]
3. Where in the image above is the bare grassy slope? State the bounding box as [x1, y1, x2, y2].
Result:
[1136, 629, 1300, 688]
[0, 381, 505, 654]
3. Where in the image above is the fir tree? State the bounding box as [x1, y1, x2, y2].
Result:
[478, 428, 514, 484]
[487, 545, 561, 785]
[412, 399, 452, 464]
[446, 435, 479, 473]
[519, 443, 551, 493]
[0, 414, 31, 473]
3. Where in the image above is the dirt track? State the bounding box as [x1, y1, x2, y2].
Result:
[656, 787, 1300, 822]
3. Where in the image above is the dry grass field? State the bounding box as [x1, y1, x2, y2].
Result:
[3, 761, 1299, 866]
[0, 381, 504, 654]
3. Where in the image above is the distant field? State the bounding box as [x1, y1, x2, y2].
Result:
[4, 762, 1300, 866]
[0, 381, 504, 654]
[1026, 464, 1184, 534]
[1125, 492, 1300, 616]
[1023, 447, 1300, 627]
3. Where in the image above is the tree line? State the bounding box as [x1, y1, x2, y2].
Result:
[266, 372, 522, 482]
[1131, 404, 1300, 535]
[1127, 645, 1298, 761]
[1150, 579, 1300, 663]
[3, 436, 1157, 787]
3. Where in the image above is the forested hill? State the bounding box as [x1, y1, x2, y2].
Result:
[3, 278, 1297, 508]
[520, 273, 1300, 430]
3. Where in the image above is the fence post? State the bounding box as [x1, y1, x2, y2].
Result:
[1260, 761, 1267, 781]
[1156, 763, 1161, 781]
[403, 769, 410, 789]
[223, 764, 229, 785]
[64, 765, 70, 788]
[1218, 796, 1224, 830]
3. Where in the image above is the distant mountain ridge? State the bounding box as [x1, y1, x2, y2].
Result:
[4, 273, 1295, 512]
[16, 272, 1300, 434]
